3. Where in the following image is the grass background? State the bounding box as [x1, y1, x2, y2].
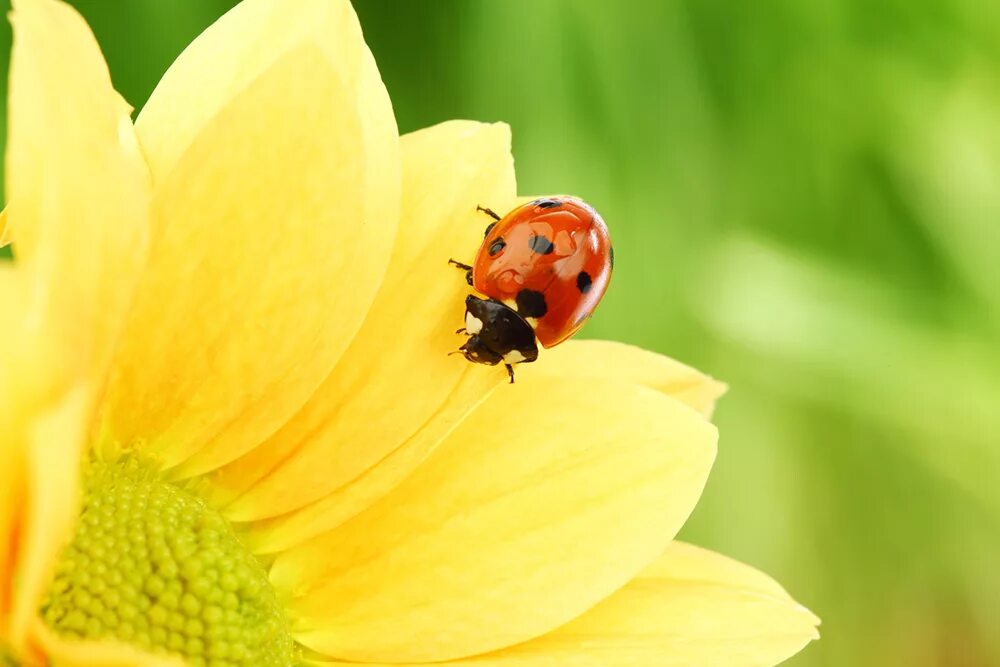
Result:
[1, 1, 998, 665]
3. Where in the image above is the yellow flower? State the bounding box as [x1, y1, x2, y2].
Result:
[0, 0, 819, 665]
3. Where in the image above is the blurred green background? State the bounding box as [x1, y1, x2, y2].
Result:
[2, 1, 998, 665]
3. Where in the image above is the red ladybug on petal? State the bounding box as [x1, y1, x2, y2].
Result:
[449, 195, 613, 383]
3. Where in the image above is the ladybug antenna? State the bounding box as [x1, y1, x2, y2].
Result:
[449, 339, 472, 356]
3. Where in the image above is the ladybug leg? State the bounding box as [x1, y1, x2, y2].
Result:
[448, 258, 475, 285]
[476, 205, 501, 221]
[505, 364, 515, 384]
[477, 206, 500, 237]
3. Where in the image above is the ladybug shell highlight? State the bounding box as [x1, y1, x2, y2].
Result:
[472, 195, 612, 348]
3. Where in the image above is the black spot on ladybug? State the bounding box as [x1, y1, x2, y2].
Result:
[534, 199, 562, 209]
[528, 234, 554, 255]
[515, 289, 548, 318]
[609, 245, 615, 269]
[576, 271, 593, 294]
[488, 237, 506, 256]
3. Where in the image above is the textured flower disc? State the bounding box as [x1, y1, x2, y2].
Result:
[41, 459, 295, 666]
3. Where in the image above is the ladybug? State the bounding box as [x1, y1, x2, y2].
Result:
[449, 195, 613, 383]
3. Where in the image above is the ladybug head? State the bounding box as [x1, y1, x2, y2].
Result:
[454, 295, 539, 369]
[457, 335, 504, 366]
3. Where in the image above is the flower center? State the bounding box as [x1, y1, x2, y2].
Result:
[41, 459, 295, 666]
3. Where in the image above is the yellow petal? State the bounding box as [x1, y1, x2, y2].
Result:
[306, 542, 819, 667]
[0, 440, 17, 632]
[486, 541, 820, 667]
[236, 337, 724, 555]
[0, 331, 28, 635]
[535, 339, 727, 417]
[0, 209, 9, 246]
[136, 0, 393, 186]
[100, 33, 399, 472]
[0, 280, 35, 632]
[239, 370, 499, 555]
[0, 382, 89, 658]
[272, 378, 717, 663]
[31, 619, 186, 667]
[8, 387, 89, 648]
[212, 121, 516, 528]
[5, 0, 150, 393]
[2, 0, 147, 650]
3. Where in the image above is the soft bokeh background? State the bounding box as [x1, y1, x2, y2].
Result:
[2, 1, 997, 665]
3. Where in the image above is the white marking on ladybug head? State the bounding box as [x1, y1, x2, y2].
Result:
[465, 311, 484, 335]
[504, 349, 528, 364]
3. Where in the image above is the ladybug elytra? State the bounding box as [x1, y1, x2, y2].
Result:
[449, 195, 613, 383]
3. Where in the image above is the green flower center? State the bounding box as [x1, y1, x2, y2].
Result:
[42, 460, 296, 666]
